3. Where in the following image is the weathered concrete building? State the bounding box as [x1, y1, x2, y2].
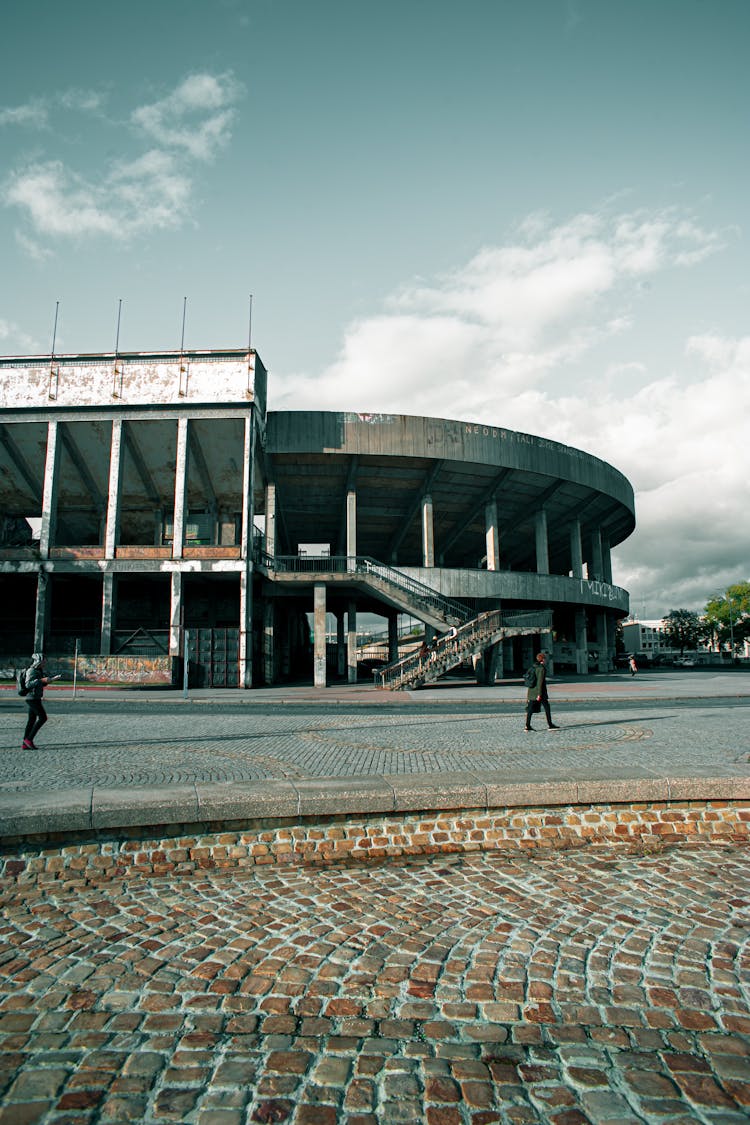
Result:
[0, 349, 634, 687]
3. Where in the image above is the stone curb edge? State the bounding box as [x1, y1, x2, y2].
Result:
[1, 771, 748, 839]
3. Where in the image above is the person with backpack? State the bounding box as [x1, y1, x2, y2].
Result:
[524, 652, 559, 732]
[20, 652, 52, 750]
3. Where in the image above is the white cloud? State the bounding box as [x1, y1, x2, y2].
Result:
[274, 208, 745, 617]
[4, 152, 191, 240]
[0, 89, 106, 128]
[131, 72, 242, 160]
[3, 72, 242, 247]
[0, 100, 49, 128]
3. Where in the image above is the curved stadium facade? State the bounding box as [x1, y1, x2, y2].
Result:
[0, 349, 633, 688]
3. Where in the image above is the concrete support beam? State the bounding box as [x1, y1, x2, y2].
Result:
[264, 482, 276, 559]
[337, 612, 346, 677]
[480, 641, 501, 684]
[589, 529, 604, 581]
[602, 536, 613, 583]
[570, 519, 583, 578]
[263, 600, 274, 685]
[596, 611, 609, 673]
[542, 630, 555, 676]
[39, 420, 60, 559]
[485, 499, 500, 572]
[240, 414, 255, 560]
[575, 609, 588, 675]
[240, 567, 253, 688]
[347, 599, 357, 684]
[172, 418, 189, 560]
[346, 484, 357, 574]
[101, 572, 116, 656]
[314, 584, 327, 688]
[33, 568, 49, 653]
[535, 509, 550, 575]
[388, 612, 399, 664]
[105, 420, 124, 560]
[169, 571, 183, 657]
[422, 494, 435, 568]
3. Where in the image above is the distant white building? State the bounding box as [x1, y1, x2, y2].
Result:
[621, 619, 669, 656]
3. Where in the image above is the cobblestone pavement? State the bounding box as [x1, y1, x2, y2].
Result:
[1, 699, 749, 791]
[1, 845, 748, 1124]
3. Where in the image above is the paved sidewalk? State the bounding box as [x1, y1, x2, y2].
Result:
[1, 671, 749, 838]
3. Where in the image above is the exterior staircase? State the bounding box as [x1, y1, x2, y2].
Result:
[257, 554, 472, 630]
[375, 609, 553, 690]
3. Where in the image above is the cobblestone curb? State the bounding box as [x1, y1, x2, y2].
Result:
[2, 798, 748, 888]
[2, 772, 749, 841]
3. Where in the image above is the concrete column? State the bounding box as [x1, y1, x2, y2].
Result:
[589, 529, 603, 581]
[482, 642, 501, 684]
[240, 414, 257, 689]
[596, 611, 608, 673]
[542, 630, 554, 676]
[172, 418, 189, 560]
[535, 510, 550, 575]
[388, 612, 399, 663]
[314, 584, 327, 688]
[493, 638, 504, 680]
[240, 414, 256, 560]
[33, 568, 49, 653]
[485, 499, 499, 571]
[346, 487, 357, 559]
[421, 494, 435, 568]
[575, 609, 588, 675]
[105, 419, 124, 560]
[240, 567, 254, 687]
[570, 519, 583, 578]
[169, 571, 183, 657]
[502, 637, 513, 676]
[337, 612, 346, 677]
[39, 420, 60, 559]
[521, 635, 534, 670]
[602, 536, 613, 584]
[263, 599, 275, 685]
[101, 572, 116, 656]
[347, 599, 357, 684]
[264, 482, 276, 559]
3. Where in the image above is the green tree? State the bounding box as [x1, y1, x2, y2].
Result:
[704, 581, 750, 654]
[662, 609, 701, 656]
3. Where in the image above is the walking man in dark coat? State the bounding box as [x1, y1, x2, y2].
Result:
[22, 652, 51, 750]
[525, 652, 560, 732]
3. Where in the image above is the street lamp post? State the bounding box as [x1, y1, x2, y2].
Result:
[715, 591, 736, 658]
[726, 595, 735, 657]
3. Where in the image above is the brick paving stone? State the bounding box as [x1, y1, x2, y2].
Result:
[0, 845, 748, 1122]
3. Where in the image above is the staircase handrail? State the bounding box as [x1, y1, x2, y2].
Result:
[257, 553, 472, 624]
[375, 608, 553, 689]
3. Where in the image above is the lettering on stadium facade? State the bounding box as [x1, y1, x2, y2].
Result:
[582, 579, 626, 602]
[463, 422, 584, 459]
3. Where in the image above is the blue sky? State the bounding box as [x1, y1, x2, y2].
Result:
[1, 0, 748, 618]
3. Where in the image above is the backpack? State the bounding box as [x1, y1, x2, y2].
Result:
[523, 666, 537, 688]
[16, 669, 29, 697]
